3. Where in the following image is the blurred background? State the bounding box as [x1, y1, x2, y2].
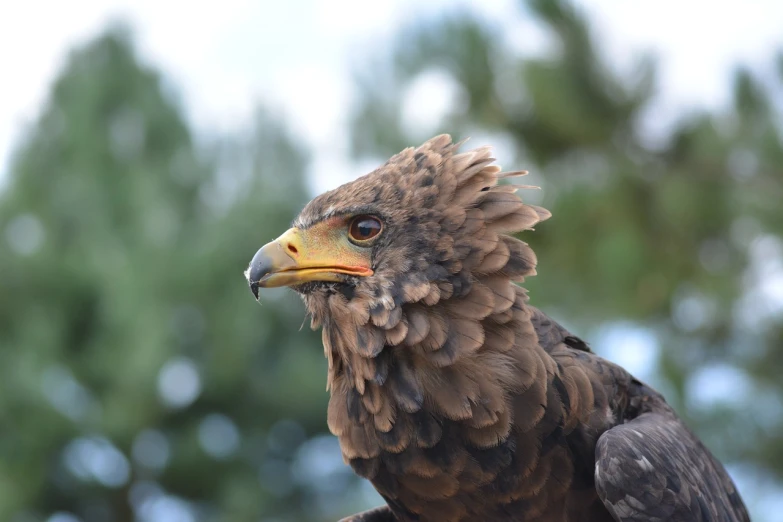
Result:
[1, 0, 782, 521]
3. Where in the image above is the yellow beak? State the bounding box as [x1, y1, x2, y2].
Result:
[245, 227, 374, 298]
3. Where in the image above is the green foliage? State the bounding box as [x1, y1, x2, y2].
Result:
[0, 26, 367, 522]
[349, 0, 783, 519]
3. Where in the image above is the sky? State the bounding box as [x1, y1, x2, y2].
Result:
[1, 0, 782, 195]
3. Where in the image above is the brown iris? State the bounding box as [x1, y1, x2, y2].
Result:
[348, 215, 383, 243]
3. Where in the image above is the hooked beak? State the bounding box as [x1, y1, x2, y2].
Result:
[244, 227, 374, 299]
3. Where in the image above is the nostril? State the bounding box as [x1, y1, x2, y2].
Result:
[287, 244, 298, 255]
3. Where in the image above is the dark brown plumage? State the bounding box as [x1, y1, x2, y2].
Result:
[245, 135, 749, 522]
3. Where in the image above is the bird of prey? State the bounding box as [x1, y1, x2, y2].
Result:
[245, 135, 749, 522]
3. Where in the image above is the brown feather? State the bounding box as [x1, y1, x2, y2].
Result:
[362, 381, 383, 414]
[482, 275, 517, 314]
[370, 305, 391, 328]
[501, 236, 538, 281]
[422, 284, 441, 306]
[385, 318, 408, 346]
[384, 306, 403, 330]
[475, 238, 511, 274]
[511, 353, 548, 432]
[402, 280, 432, 303]
[404, 307, 431, 346]
[463, 405, 511, 448]
[415, 500, 468, 522]
[388, 354, 424, 413]
[497, 169, 529, 179]
[454, 170, 497, 206]
[376, 411, 412, 453]
[399, 473, 460, 500]
[426, 366, 478, 420]
[427, 319, 484, 367]
[488, 307, 514, 325]
[445, 281, 495, 320]
[417, 310, 449, 352]
[489, 205, 542, 233]
[342, 422, 381, 460]
[482, 322, 515, 353]
[383, 444, 441, 478]
[373, 397, 396, 433]
[440, 205, 467, 232]
[327, 378, 351, 436]
[460, 208, 485, 238]
[413, 410, 443, 448]
[480, 191, 525, 221]
[437, 281, 454, 300]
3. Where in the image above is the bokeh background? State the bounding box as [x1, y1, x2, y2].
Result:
[2, 0, 782, 521]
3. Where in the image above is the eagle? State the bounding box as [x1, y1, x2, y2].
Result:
[245, 135, 749, 522]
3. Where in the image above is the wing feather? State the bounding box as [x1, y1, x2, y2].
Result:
[595, 404, 750, 522]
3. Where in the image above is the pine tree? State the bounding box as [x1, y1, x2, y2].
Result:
[0, 25, 354, 522]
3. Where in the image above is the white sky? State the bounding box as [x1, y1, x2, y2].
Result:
[1, 0, 782, 194]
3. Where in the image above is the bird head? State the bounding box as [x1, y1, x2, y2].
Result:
[245, 135, 550, 380]
[246, 140, 457, 307]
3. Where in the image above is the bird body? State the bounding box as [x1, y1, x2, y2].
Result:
[246, 135, 749, 522]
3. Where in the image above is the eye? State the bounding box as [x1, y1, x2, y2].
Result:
[348, 215, 383, 243]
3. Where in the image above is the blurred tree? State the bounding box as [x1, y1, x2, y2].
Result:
[0, 25, 363, 522]
[349, 0, 783, 519]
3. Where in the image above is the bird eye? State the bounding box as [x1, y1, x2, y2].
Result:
[348, 215, 383, 243]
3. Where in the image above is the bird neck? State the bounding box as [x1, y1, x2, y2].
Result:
[319, 284, 547, 442]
